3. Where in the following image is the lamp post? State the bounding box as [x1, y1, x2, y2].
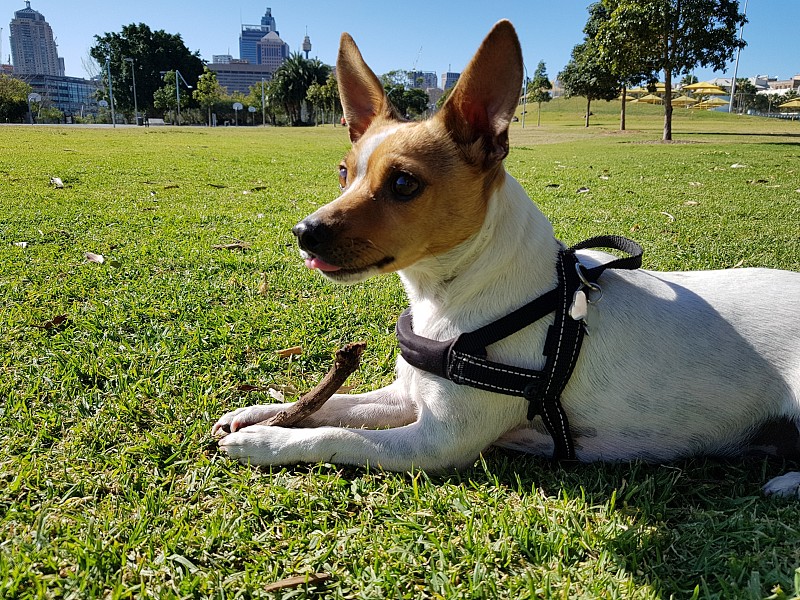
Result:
[521, 62, 529, 129]
[261, 78, 266, 126]
[124, 57, 139, 125]
[105, 48, 116, 128]
[175, 70, 192, 125]
[728, 0, 748, 115]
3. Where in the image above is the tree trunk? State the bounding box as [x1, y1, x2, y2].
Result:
[585, 98, 592, 127]
[620, 84, 627, 131]
[537, 101, 542, 127]
[663, 69, 673, 141]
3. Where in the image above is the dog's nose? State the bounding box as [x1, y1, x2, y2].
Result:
[292, 218, 332, 253]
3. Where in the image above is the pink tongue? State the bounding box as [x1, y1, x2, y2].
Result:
[305, 257, 342, 272]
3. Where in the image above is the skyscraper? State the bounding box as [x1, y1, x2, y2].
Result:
[240, 7, 284, 66]
[9, 1, 64, 76]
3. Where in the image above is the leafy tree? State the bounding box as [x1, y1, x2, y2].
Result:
[306, 74, 340, 125]
[153, 70, 190, 123]
[383, 85, 429, 118]
[681, 74, 699, 87]
[527, 60, 553, 126]
[597, 0, 746, 140]
[0, 75, 32, 123]
[90, 23, 204, 119]
[271, 54, 330, 125]
[193, 67, 225, 126]
[730, 78, 757, 114]
[589, 1, 656, 130]
[559, 40, 620, 127]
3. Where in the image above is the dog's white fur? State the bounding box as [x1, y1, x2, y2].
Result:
[213, 22, 800, 497]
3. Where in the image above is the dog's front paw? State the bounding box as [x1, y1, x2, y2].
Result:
[211, 404, 289, 437]
[217, 425, 300, 466]
[762, 472, 800, 498]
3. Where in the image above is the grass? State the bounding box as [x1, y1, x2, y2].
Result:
[1, 103, 799, 599]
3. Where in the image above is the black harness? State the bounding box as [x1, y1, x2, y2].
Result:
[396, 235, 643, 461]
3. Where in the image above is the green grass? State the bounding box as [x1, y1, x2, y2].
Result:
[1, 106, 799, 599]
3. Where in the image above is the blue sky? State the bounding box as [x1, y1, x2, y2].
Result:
[6, 1, 799, 83]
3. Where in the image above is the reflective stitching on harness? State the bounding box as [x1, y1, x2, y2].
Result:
[452, 352, 542, 378]
[451, 352, 533, 394]
[542, 255, 568, 399]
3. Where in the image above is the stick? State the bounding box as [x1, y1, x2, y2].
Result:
[259, 341, 366, 427]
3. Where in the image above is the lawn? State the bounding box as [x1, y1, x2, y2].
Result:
[1, 104, 799, 599]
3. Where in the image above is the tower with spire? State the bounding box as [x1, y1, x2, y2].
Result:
[302, 28, 312, 59]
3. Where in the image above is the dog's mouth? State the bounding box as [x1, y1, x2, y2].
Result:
[301, 252, 395, 284]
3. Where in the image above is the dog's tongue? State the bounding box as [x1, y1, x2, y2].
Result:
[305, 257, 342, 272]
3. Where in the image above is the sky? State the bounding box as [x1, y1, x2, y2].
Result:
[4, 0, 799, 83]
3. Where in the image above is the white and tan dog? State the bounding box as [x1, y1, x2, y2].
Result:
[213, 21, 800, 496]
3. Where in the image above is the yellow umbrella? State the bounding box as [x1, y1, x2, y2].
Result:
[628, 86, 647, 94]
[671, 95, 697, 107]
[617, 94, 639, 102]
[638, 93, 663, 104]
[692, 97, 728, 109]
[778, 98, 800, 109]
[683, 81, 726, 95]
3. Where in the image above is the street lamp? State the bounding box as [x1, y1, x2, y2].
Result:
[160, 70, 193, 125]
[175, 70, 192, 125]
[124, 57, 139, 125]
[105, 44, 116, 128]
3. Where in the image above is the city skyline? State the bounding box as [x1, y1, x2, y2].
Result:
[5, 1, 800, 85]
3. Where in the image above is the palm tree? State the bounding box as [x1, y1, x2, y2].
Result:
[272, 53, 330, 125]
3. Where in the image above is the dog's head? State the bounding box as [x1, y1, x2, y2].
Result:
[293, 21, 523, 284]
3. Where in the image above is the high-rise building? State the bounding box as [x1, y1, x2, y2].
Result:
[240, 7, 286, 67]
[257, 31, 289, 72]
[408, 71, 438, 90]
[441, 72, 460, 91]
[9, 1, 64, 76]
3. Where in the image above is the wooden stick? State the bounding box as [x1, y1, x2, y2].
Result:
[259, 341, 366, 427]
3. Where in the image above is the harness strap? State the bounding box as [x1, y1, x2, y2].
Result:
[396, 236, 643, 462]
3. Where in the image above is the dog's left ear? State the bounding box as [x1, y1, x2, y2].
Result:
[337, 33, 399, 143]
[438, 20, 523, 165]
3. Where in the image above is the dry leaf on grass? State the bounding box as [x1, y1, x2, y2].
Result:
[14, 242, 28, 248]
[211, 241, 251, 251]
[258, 272, 269, 296]
[263, 573, 331, 593]
[85, 252, 105, 264]
[50, 177, 64, 188]
[33, 315, 69, 331]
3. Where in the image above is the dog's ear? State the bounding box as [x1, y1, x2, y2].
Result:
[438, 20, 523, 165]
[337, 33, 398, 142]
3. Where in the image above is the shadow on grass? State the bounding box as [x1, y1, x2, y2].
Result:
[460, 451, 800, 599]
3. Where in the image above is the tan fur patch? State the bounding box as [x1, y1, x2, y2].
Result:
[309, 119, 505, 274]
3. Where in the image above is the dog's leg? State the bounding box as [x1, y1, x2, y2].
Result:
[211, 381, 415, 436]
[762, 472, 800, 498]
[217, 378, 526, 471]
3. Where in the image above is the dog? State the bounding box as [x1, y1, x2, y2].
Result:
[213, 21, 800, 497]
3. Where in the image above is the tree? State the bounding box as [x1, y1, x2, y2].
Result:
[271, 54, 330, 125]
[90, 23, 204, 119]
[0, 75, 32, 123]
[153, 70, 189, 123]
[527, 61, 553, 126]
[597, 0, 746, 140]
[193, 67, 225, 126]
[559, 40, 620, 127]
[306, 73, 340, 125]
[589, 1, 656, 130]
[731, 78, 757, 114]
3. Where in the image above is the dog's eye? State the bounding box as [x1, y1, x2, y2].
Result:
[390, 172, 421, 200]
[338, 166, 348, 190]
